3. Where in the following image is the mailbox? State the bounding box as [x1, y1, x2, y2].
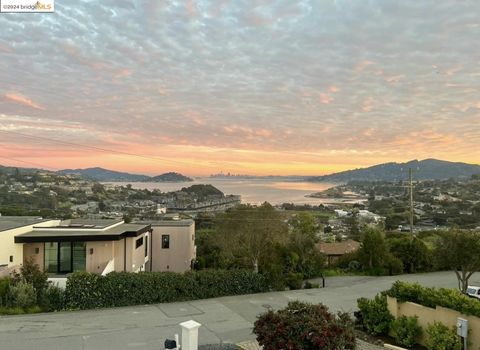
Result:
[457, 317, 468, 338]
[164, 339, 177, 349]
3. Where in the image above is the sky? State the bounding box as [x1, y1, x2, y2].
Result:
[0, 0, 479, 176]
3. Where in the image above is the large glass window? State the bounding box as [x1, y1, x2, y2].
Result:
[59, 242, 72, 273]
[44, 242, 58, 273]
[44, 241, 86, 274]
[73, 242, 86, 271]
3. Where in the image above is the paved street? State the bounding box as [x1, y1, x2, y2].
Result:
[0, 271, 472, 350]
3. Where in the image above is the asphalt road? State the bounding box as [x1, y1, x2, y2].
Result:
[0, 271, 472, 350]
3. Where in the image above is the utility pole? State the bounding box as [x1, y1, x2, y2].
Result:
[409, 168, 414, 234]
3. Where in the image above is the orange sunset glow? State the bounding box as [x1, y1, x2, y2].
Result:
[1, 1, 479, 176]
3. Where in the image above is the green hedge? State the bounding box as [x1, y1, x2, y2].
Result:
[65, 270, 268, 310]
[387, 281, 480, 318]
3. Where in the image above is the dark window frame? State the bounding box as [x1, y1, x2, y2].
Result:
[162, 234, 170, 249]
[136, 237, 143, 249]
[144, 235, 148, 257]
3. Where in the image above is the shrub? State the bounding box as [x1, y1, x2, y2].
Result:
[356, 293, 393, 335]
[391, 315, 422, 348]
[385, 254, 404, 276]
[253, 301, 356, 350]
[8, 282, 36, 309]
[0, 277, 12, 306]
[65, 270, 268, 310]
[387, 281, 480, 318]
[304, 281, 319, 289]
[285, 272, 303, 290]
[425, 322, 461, 350]
[19, 257, 48, 301]
[41, 284, 65, 312]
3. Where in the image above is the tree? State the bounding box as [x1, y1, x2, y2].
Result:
[358, 227, 388, 270]
[215, 203, 288, 273]
[389, 237, 431, 273]
[435, 229, 480, 292]
[287, 212, 325, 278]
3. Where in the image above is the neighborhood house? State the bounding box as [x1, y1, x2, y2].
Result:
[0, 216, 196, 277]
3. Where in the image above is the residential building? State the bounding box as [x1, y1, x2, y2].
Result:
[317, 239, 360, 266]
[0, 216, 60, 276]
[15, 218, 150, 275]
[135, 219, 196, 273]
[0, 216, 196, 276]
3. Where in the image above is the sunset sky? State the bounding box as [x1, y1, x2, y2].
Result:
[0, 0, 479, 176]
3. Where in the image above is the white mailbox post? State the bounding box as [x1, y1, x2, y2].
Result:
[180, 320, 202, 350]
[457, 318, 468, 349]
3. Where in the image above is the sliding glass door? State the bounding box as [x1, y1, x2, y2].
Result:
[44, 242, 86, 274]
[44, 242, 58, 273]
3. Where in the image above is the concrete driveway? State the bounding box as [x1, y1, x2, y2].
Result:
[0, 271, 471, 350]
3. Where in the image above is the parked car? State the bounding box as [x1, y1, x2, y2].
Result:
[466, 286, 480, 300]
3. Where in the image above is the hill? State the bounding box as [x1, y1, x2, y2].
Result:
[0, 164, 51, 175]
[150, 172, 193, 182]
[57, 167, 150, 182]
[58, 168, 193, 182]
[308, 159, 480, 182]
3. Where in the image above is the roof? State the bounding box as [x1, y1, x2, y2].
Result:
[0, 216, 51, 232]
[14, 223, 150, 243]
[317, 239, 360, 256]
[55, 218, 123, 229]
[135, 219, 194, 227]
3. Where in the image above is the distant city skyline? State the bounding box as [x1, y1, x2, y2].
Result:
[1, 0, 479, 176]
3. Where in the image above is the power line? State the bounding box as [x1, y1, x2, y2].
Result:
[0, 155, 59, 171]
[0, 129, 218, 169]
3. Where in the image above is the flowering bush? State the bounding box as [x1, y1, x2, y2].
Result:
[253, 301, 356, 350]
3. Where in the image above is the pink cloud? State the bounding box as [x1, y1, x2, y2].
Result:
[355, 60, 375, 71]
[114, 69, 132, 78]
[4, 93, 45, 110]
[328, 85, 339, 93]
[362, 96, 374, 112]
[319, 93, 333, 104]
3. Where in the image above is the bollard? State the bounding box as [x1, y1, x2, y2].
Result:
[180, 320, 202, 350]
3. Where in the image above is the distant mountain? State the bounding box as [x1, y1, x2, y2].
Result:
[0, 164, 49, 175]
[58, 167, 150, 182]
[308, 159, 480, 182]
[150, 172, 193, 182]
[57, 167, 193, 182]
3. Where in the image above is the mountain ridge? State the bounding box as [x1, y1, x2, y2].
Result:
[57, 167, 193, 182]
[308, 158, 480, 182]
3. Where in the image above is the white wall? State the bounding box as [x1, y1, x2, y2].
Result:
[0, 220, 59, 269]
[150, 224, 195, 273]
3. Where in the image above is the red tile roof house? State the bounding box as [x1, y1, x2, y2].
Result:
[317, 239, 360, 266]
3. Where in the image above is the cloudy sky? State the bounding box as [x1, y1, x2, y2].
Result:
[0, 0, 479, 176]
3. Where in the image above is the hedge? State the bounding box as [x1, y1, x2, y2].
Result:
[386, 281, 480, 318]
[65, 270, 268, 310]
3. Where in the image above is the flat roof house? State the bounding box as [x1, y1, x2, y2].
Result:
[0, 216, 60, 276]
[0, 216, 196, 276]
[15, 218, 151, 275]
[136, 219, 196, 273]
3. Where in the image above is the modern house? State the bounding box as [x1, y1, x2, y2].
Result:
[0, 216, 60, 275]
[136, 219, 196, 273]
[0, 216, 196, 276]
